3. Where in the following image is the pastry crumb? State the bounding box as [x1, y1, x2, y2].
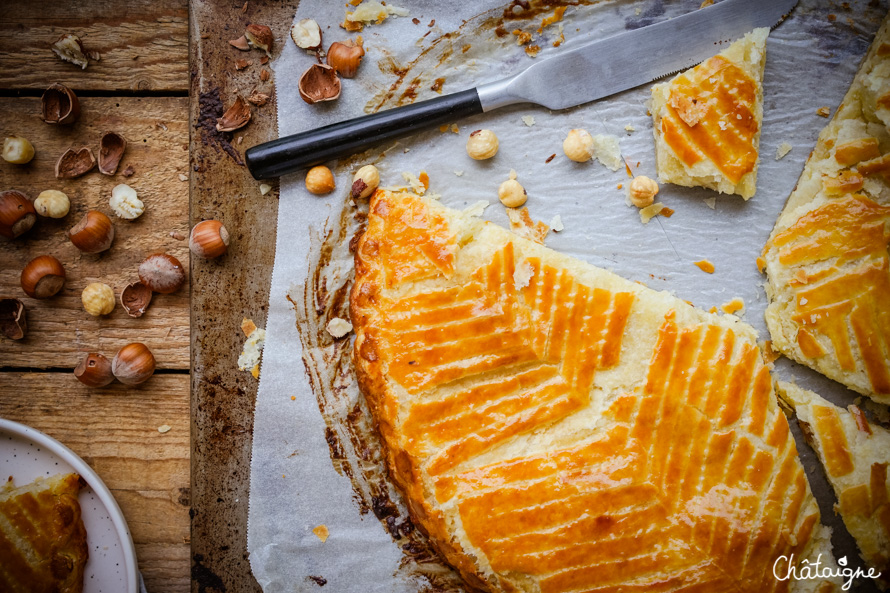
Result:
[453, 170, 464, 176]
[694, 260, 715, 274]
[157, 424, 172, 434]
[401, 171, 426, 194]
[775, 142, 792, 160]
[593, 134, 622, 171]
[326, 317, 353, 338]
[241, 318, 257, 337]
[624, 124, 636, 132]
[639, 202, 666, 224]
[703, 197, 716, 209]
[513, 260, 534, 289]
[259, 183, 272, 195]
[238, 321, 266, 372]
[313, 524, 330, 543]
[521, 115, 536, 127]
[720, 297, 745, 315]
[760, 340, 781, 363]
[550, 214, 564, 232]
[507, 207, 549, 244]
[463, 200, 490, 218]
[816, 106, 831, 117]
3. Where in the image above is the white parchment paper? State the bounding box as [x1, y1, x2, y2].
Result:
[248, 1, 888, 590]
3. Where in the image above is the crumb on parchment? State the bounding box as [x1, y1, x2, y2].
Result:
[313, 524, 330, 542]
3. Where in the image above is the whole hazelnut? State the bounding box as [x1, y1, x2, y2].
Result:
[109, 184, 144, 219]
[74, 353, 115, 387]
[112, 343, 156, 386]
[466, 129, 499, 160]
[2, 136, 35, 165]
[563, 129, 595, 162]
[21, 255, 66, 299]
[291, 19, 322, 50]
[189, 220, 230, 259]
[628, 175, 659, 208]
[498, 179, 527, 208]
[327, 39, 365, 78]
[81, 282, 115, 316]
[139, 253, 186, 294]
[306, 166, 336, 195]
[69, 210, 115, 253]
[0, 190, 37, 239]
[351, 165, 380, 200]
[34, 190, 71, 218]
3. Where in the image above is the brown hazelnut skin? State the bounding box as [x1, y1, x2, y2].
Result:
[189, 220, 229, 259]
[111, 343, 156, 386]
[74, 353, 115, 387]
[0, 190, 37, 240]
[326, 40, 365, 78]
[69, 210, 115, 253]
[21, 255, 66, 299]
[138, 253, 186, 294]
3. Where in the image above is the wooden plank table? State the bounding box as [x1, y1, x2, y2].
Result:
[0, 1, 190, 591]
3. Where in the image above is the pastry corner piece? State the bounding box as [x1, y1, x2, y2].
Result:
[650, 28, 768, 200]
[0, 472, 88, 593]
[352, 188, 838, 592]
[762, 14, 890, 404]
[777, 381, 890, 584]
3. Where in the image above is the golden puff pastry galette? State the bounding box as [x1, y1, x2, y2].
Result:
[762, 15, 890, 404]
[351, 190, 838, 593]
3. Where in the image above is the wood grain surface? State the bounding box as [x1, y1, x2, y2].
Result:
[190, 1, 297, 591]
[0, 0, 188, 92]
[0, 96, 190, 370]
[0, 372, 190, 593]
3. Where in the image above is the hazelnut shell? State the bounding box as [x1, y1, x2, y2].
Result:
[21, 255, 66, 299]
[216, 96, 251, 132]
[189, 220, 230, 259]
[41, 83, 81, 125]
[0, 190, 37, 240]
[326, 40, 365, 78]
[74, 353, 115, 387]
[138, 253, 186, 294]
[98, 132, 127, 175]
[121, 282, 153, 318]
[245, 23, 274, 54]
[0, 298, 27, 340]
[112, 343, 156, 386]
[229, 35, 250, 51]
[298, 64, 341, 104]
[69, 210, 115, 253]
[55, 146, 96, 179]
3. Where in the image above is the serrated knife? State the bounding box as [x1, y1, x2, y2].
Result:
[245, 0, 797, 179]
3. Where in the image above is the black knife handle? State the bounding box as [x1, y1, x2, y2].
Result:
[245, 88, 484, 180]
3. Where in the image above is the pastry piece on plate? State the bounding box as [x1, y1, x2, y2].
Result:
[351, 189, 838, 593]
[778, 381, 890, 582]
[0, 472, 88, 593]
[762, 15, 890, 404]
[649, 28, 768, 199]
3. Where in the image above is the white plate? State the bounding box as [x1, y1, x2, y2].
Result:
[0, 418, 139, 593]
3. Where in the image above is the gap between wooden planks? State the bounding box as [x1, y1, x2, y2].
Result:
[0, 96, 190, 370]
[0, 0, 188, 92]
[0, 372, 190, 593]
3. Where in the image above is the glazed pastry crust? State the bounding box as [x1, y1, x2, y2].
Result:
[0, 472, 88, 593]
[778, 381, 890, 582]
[351, 190, 837, 593]
[762, 15, 890, 403]
[650, 28, 768, 200]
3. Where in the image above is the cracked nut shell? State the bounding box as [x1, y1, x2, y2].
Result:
[299, 64, 341, 104]
[112, 343, 156, 386]
[55, 146, 96, 179]
[0, 298, 27, 340]
[41, 83, 80, 125]
[245, 24, 274, 55]
[21, 255, 66, 299]
[74, 353, 115, 387]
[291, 19, 322, 50]
[327, 39, 365, 78]
[0, 190, 37, 240]
[98, 132, 127, 175]
[139, 253, 186, 294]
[69, 210, 115, 253]
[216, 96, 251, 132]
[121, 282, 153, 318]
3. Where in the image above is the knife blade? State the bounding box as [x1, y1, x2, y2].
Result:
[246, 0, 797, 180]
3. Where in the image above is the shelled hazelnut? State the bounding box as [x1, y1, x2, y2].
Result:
[466, 129, 499, 160]
[563, 129, 594, 162]
[109, 184, 144, 219]
[628, 175, 659, 208]
[351, 165, 379, 199]
[34, 190, 70, 218]
[291, 19, 322, 50]
[498, 179, 527, 208]
[81, 282, 115, 316]
[2, 136, 35, 165]
[305, 166, 335, 195]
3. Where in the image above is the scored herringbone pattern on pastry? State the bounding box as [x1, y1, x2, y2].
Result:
[352, 191, 835, 593]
